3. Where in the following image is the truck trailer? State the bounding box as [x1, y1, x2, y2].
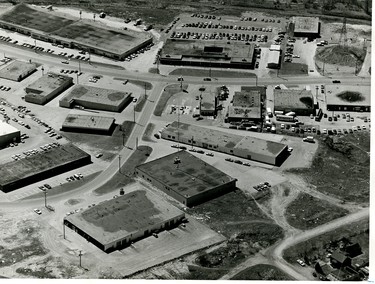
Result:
[276, 114, 298, 122]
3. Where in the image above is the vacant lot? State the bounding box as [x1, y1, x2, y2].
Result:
[154, 84, 188, 116]
[278, 62, 308, 76]
[285, 192, 349, 230]
[315, 45, 366, 67]
[231, 264, 293, 280]
[93, 145, 152, 195]
[287, 132, 369, 204]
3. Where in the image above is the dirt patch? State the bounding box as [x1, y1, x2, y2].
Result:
[278, 62, 308, 75]
[336, 91, 365, 102]
[93, 145, 153, 195]
[231, 264, 293, 280]
[154, 83, 188, 116]
[185, 265, 229, 280]
[315, 45, 366, 67]
[66, 199, 83, 206]
[285, 192, 349, 230]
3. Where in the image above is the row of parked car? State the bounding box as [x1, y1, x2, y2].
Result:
[60, 69, 83, 76]
[253, 181, 271, 191]
[225, 157, 251, 166]
[0, 85, 11, 91]
[191, 14, 221, 20]
[124, 42, 154, 62]
[66, 173, 83, 182]
[181, 21, 274, 33]
[171, 31, 268, 42]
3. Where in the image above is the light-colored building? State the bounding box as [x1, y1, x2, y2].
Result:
[0, 60, 36, 82]
[267, 50, 281, 69]
[135, 150, 237, 206]
[292, 16, 320, 38]
[64, 189, 185, 252]
[200, 90, 217, 116]
[274, 89, 315, 116]
[325, 85, 370, 112]
[269, 44, 281, 51]
[25, 72, 73, 105]
[0, 121, 20, 148]
[61, 114, 115, 134]
[161, 121, 289, 166]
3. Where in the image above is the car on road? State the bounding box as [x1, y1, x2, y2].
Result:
[33, 208, 42, 215]
[243, 162, 251, 166]
[61, 60, 69, 64]
[225, 157, 234, 162]
[206, 152, 214, 157]
[196, 150, 205, 154]
[95, 153, 103, 158]
[203, 77, 211, 81]
[332, 80, 341, 84]
[234, 160, 243, 164]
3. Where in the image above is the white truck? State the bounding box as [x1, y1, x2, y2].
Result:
[276, 114, 298, 122]
[285, 111, 296, 117]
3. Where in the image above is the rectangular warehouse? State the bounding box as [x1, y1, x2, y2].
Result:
[200, 90, 217, 116]
[292, 16, 320, 38]
[135, 151, 237, 207]
[61, 114, 116, 135]
[0, 60, 36, 82]
[161, 122, 289, 166]
[227, 89, 262, 122]
[0, 121, 20, 149]
[59, 85, 132, 112]
[25, 72, 73, 105]
[0, 4, 152, 61]
[160, 39, 256, 69]
[274, 89, 315, 116]
[64, 189, 185, 252]
[267, 50, 281, 69]
[325, 85, 371, 112]
[0, 144, 91, 192]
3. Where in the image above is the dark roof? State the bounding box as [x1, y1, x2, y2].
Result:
[344, 243, 362, 258]
[331, 250, 349, 263]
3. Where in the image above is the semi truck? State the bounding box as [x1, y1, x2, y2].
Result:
[276, 114, 298, 122]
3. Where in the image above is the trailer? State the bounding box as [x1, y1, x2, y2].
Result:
[285, 111, 296, 117]
[276, 114, 297, 122]
[266, 107, 273, 117]
[274, 110, 284, 116]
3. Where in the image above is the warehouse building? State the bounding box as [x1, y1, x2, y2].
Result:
[0, 144, 91, 192]
[135, 150, 237, 207]
[61, 114, 116, 135]
[325, 85, 370, 112]
[0, 4, 152, 61]
[0, 121, 20, 149]
[274, 89, 315, 116]
[59, 85, 132, 112]
[25, 72, 73, 105]
[200, 89, 217, 116]
[227, 89, 262, 122]
[267, 50, 281, 69]
[161, 122, 289, 166]
[160, 39, 256, 69]
[292, 16, 320, 38]
[0, 60, 36, 82]
[64, 189, 185, 252]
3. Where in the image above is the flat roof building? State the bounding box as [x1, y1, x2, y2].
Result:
[135, 150, 237, 207]
[274, 89, 315, 116]
[161, 121, 289, 166]
[59, 85, 132, 112]
[64, 189, 185, 252]
[0, 4, 152, 61]
[292, 17, 320, 38]
[0, 121, 20, 149]
[25, 72, 73, 105]
[267, 50, 281, 69]
[325, 85, 370, 112]
[160, 39, 256, 69]
[61, 114, 116, 135]
[227, 89, 262, 122]
[0, 60, 36, 81]
[200, 90, 217, 116]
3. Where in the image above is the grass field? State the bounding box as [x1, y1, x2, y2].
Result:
[315, 45, 366, 67]
[287, 132, 370, 204]
[278, 62, 308, 76]
[231, 264, 293, 280]
[153, 83, 188, 116]
[184, 265, 229, 280]
[169, 68, 256, 78]
[142, 123, 155, 142]
[134, 94, 148, 112]
[93, 145, 152, 195]
[285, 192, 349, 230]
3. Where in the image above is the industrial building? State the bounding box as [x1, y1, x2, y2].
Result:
[61, 114, 116, 135]
[0, 60, 36, 81]
[274, 89, 315, 116]
[0, 121, 20, 149]
[267, 50, 281, 69]
[160, 39, 256, 69]
[161, 122, 289, 166]
[64, 189, 185, 252]
[292, 16, 320, 38]
[0, 144, 91, 192]
[227, 88, 262, 122]
[0, 4, 152, 61]
[135, 150, 237, 207]
[325, 85, 370, 112]
[59, 85, 132, 112]
[200, 89, 217, 116]
[25, 72, 73, 105]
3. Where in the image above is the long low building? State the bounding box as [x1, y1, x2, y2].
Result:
[61, 114, 116, 135]
[0, 144, 91, 192]
[59, 85, 132, 112]
[325, 85, 370, 112]
[0, 60, 36, 82]
[25, 72, 73, 105]
[0, 121, 20, 149]
[135, 150, 237, 207]
[161, 122, 289, 166]
[64, 189, 185, 252]
[274, 89, 315, 116]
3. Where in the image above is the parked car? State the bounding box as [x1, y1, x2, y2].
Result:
[33, 208, 42, 215]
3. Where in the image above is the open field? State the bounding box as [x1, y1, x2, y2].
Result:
[315, 45, 366, 67]
[93, 145, 152, 195]
[154, 83, 188, 116]
[278, 62, 308, 76]
[231, 264, 293, 280]
[169, 68, 256, 78]
[286, 132, 369, 204]
[285, 192, 349, 230]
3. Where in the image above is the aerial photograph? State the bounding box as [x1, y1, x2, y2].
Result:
[0, 0, 371, 280]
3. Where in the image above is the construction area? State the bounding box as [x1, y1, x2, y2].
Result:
[61, 114, 116, 135]
[64, 189, 185, 252]
[135, 150, 237, 206]
[59, 85, 132, 112]
[0, 59, 36, 81]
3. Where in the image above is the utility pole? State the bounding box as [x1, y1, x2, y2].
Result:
[78, 250, 82, 267]
[76, 73, 79, 84]
[133, 103, 135, 123]
[78, 60, 81, 72]
[41, 67, 44, 76]
[118, 155, 121, 173]
[43, 190, 47, 208]
[79, 10, 82, 20]
[122, 131, 125, 146]
[63, 221, 66, 239]
[322, 60, 325, 76]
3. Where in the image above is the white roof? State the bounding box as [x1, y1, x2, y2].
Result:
[268, 50, 280, 64]
[0, 121, 19, 136]
[270, 45, 281, 51]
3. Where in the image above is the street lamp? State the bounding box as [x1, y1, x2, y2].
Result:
[78, 250, 83, 267]
[41, 67, 44, 76]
